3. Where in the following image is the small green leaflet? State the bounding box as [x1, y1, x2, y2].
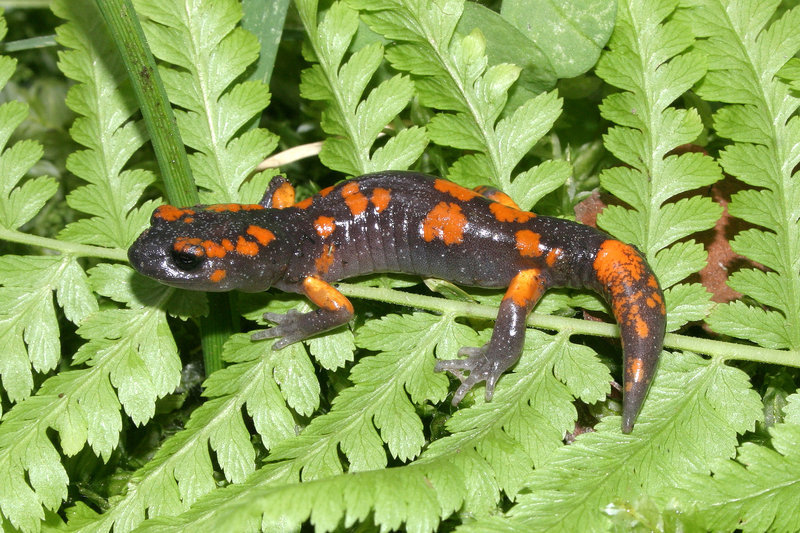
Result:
[595, 0, 721, 331]
[297, 0, 427, 176]
[695, 0, 800, 350]
[135, 0, 278, 204]
[354, 0, 569, 198]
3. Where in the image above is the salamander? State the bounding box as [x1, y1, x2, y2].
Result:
[128, 171, 666, 433]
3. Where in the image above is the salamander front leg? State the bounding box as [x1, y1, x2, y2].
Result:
[252, 276, 354, 349]
[435, 269, 547, 404]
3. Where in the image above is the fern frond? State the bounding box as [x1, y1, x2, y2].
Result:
[595, 0, 722, 330]
[0, 11, 81, 408]
[135, 0, 278, 203]
[464, 352, 761, 531]
[131, 459, 461, 533]
[68, 331, 312, 531]
[352, 0, 569, 206]
[54, 0, 157, 248]
[296, 0, 427, 176]
[694, 0, 800, 350]
[681, 407, 800, 531]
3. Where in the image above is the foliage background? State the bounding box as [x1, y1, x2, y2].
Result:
[0, 0, 799, 531]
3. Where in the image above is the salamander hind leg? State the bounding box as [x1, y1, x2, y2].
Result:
[435, 269, 547, 404]
[252, 276, 354, 349]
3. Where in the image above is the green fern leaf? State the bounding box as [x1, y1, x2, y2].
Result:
[54, 0, 156, 249]
[423, 330, 611, 506]
[680, 421, 800, 531]
[354, 0, 567, 198]
[135, 0, 277, 203]
[695, 1, 800, 349]
[71, 333, 309, 531]
[468, 352, 761, 531]
[298, 0, 426, 176]
[595, 0, 721, 331]
[261, 312, 456, 478]
[0, 256, 96, 403]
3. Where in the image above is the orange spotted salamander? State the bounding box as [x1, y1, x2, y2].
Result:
[128, 171, 666, 432]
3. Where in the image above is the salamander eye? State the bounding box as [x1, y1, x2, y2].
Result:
[171, 249, 204, 271]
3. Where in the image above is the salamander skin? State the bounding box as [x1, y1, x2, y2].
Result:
[128, 171, 666, 432]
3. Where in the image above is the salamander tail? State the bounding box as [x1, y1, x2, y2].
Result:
[591, 239, 666, 433]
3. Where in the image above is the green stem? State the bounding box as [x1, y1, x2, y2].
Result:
[0, 227, 127, 261]
[336, 283, 800, 368]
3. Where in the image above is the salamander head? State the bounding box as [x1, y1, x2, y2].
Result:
[128, 203, 290, 292]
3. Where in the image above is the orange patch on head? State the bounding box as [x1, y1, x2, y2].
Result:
[503, 269, 544, 307]
[202, 240, 227, 258]
[546, 247, 562, 267]
[295, 197, 313, 209]
[247, 225, 276, 246]
[174, 237, 203, 254]
[236, 236, 259, 256]
[315, 243, 336, 274]
[371, 188, 391, 212]
[515, 230, 542, 257]
[421, 202, 467, 245]
[341, 182, 368, 216]
[434, 179, 481, 202]
[154, 205, 195, 222]
[315, 216, 336, 238]
[210, 269, 226, 283]
[490, 202, 535, 223]
[271, 182, 296, 209]
[303, 276, 354, 313]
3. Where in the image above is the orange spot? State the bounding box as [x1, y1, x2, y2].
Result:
[647, 275, 659, 288]
[295, 197, 313, 209]
[474, 185, 520, 209]
[221, 239, 234, 251]
[315, 216, 336, 238]
[236, 236, 259, 256]
[247, 225, 275, 246]
[371, 188, 391, 212]
[503, 269, 544, 307]
[593, 240, 646, 292]
[174, 237, 203, 254]
[271, 182, 295, 209]
[627, 357, 645, 384]
[315, 243, 336, 274]
[184, 217, 194, 223]
[202, 240, 227, 258]
[154, 205, 194, 222]
[490, 202, 534, 223]
[319, 185, 335, 197]
[341, 182, 368, 216]
[210, 269, 226, 283]
[635, 316, 650, 338]
[303, 276, 354, 313]
[421, 202, 467, 245]
[434, 179, 481, 202]
[515, 230, 542, 257]
[205, 203, 264, 213]
[546, 247, 562, 267]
